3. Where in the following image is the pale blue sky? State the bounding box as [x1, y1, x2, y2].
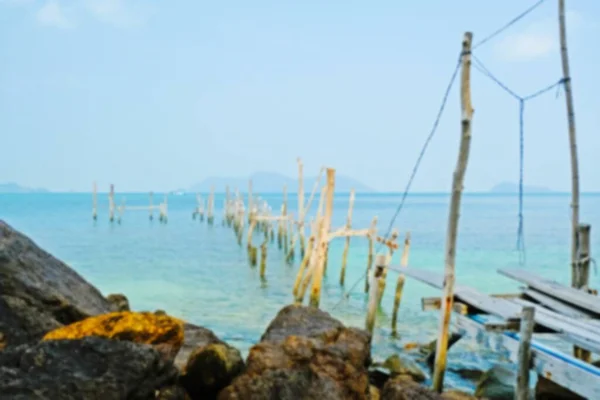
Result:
[1, 0, 598, 192]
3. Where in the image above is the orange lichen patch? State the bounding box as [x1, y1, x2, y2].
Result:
[42, 311, 184, 353]
[402, 342, 419, 351]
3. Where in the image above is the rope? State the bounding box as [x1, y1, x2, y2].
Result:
[472, 0, 547, 50]
[332, 55, 463, 309]
[516, 99, 526, 266]
[471, 55, 566, 266]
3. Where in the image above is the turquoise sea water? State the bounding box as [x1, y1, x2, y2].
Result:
[1, 192, 599, 391]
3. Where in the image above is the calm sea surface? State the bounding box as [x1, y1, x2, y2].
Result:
[1, 192, 599, 391]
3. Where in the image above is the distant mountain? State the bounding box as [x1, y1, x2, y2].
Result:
[490, 182, 553, 193]
[189, 171, 374, 193]
[0, 182, 48, 193]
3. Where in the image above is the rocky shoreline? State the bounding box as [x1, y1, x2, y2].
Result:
[0, 221, 580, 399]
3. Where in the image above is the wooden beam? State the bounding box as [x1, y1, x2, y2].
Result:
[432, 31, 474, 393]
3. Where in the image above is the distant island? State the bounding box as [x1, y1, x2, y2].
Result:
[189, 171, 374, 193]
[0, 183, 48, 193]
[490, 182, 553, 194]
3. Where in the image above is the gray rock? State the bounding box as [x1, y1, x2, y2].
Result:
[106, 293, 130, 312]
[0, 336, 179, 400]
[0, 221, 113, 347]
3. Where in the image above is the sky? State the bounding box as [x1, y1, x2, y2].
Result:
[0, 0, 598, 193]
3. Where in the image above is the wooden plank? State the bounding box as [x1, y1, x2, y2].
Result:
[499, 268, 600, 314]
[454, 313, 600, 399]
[523, 288, 597, 319]
[392, 266, 600, 353]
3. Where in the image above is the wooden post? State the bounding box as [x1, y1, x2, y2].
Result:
[260, 241, 268, 280]
[208, 186, 215, 225]
[109, 184, 115, 223]
[391, 232, 411, 337]
[377, 229, 399, 305]
[574, 223, 592, 361]
[248, 179, 253, 223]
[366, 254, 387, 334]
[365, 216, 378, 293]
[298, 157, 306, 258]
[559, 0, 581, 289]
[225, 185, 231, 226]
[432, 32, 474, 393]
[516, 306, 535, 400]
[162, 194, 168, 223]
[576, 223, 591, 289]
[149, 191, 154, 221]
[309, 168, 335, 308]
[340, 189, 355, 286]
[92, 182, 98, 221]
[293, 235, 315, 299]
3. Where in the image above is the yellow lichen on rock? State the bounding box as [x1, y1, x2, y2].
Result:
[42, 311, 184, 357]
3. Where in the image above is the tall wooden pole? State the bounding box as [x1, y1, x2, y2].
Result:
[559, 0, 581, 288]
[309, 168, 335, 308]
[432, 32, 474, 393]
[298, 158, 306, 257]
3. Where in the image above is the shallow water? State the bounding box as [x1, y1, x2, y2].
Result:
[1, 192, 599, 392]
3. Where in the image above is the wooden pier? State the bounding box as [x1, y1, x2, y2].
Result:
[387, 264, 600, 399]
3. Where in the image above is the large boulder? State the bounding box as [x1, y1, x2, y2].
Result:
[0, 336, 178, 399]
[177, 323, 245, 399]
[218, 304, 372, 400]
[43, 311, 185, 362]
[0, 221, 113, 347]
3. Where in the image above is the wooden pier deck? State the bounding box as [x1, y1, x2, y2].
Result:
[388, 265, 600, 399]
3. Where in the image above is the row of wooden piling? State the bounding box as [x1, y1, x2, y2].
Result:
[92, 183, 168, 224]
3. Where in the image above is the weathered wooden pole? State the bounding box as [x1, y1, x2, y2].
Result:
[259, 241, 268, 280]
[92, 181, 98, 221]
[298, 157, 306, 257]
[574, 223, 592, 361]
[366, 254, 387, 335]
[558, 0, 581, 290]
[293, 235, 315, 300]
[365, 216, 378, 293]
[109, 184, 115, 223]
[309, 169, 336, 308]
[391, 231, 411, 337]
[340, 189, 355, 286]
[516, 306, 535, 400]
[149, 191, 154, 221]
[432, 31, 474, 393]
[248, 179, 253, 223]
[161, 194, 169, 223]
[207, 186, 215, 225]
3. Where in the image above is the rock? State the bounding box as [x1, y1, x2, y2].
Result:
[474, 365, 516, 400]
[380, 374, 477, 400]
[175, 322, 227, 369]
[381, 375, 441, 400]
[219, 304, 372, 400]
[155, 309, 167, 316]
[535, 375, 584, 400]
[180, 342, 245, 399]
[156, 385, 191, 400]
[369, 385, 381, 400]
[372, 354, 426, 382]
[441, 390, 480, 400]
[0, 336, 178, 400]
[107, 293, 130, 311]
[43, 311, 184, 362]
[0, 221, 113, 347]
